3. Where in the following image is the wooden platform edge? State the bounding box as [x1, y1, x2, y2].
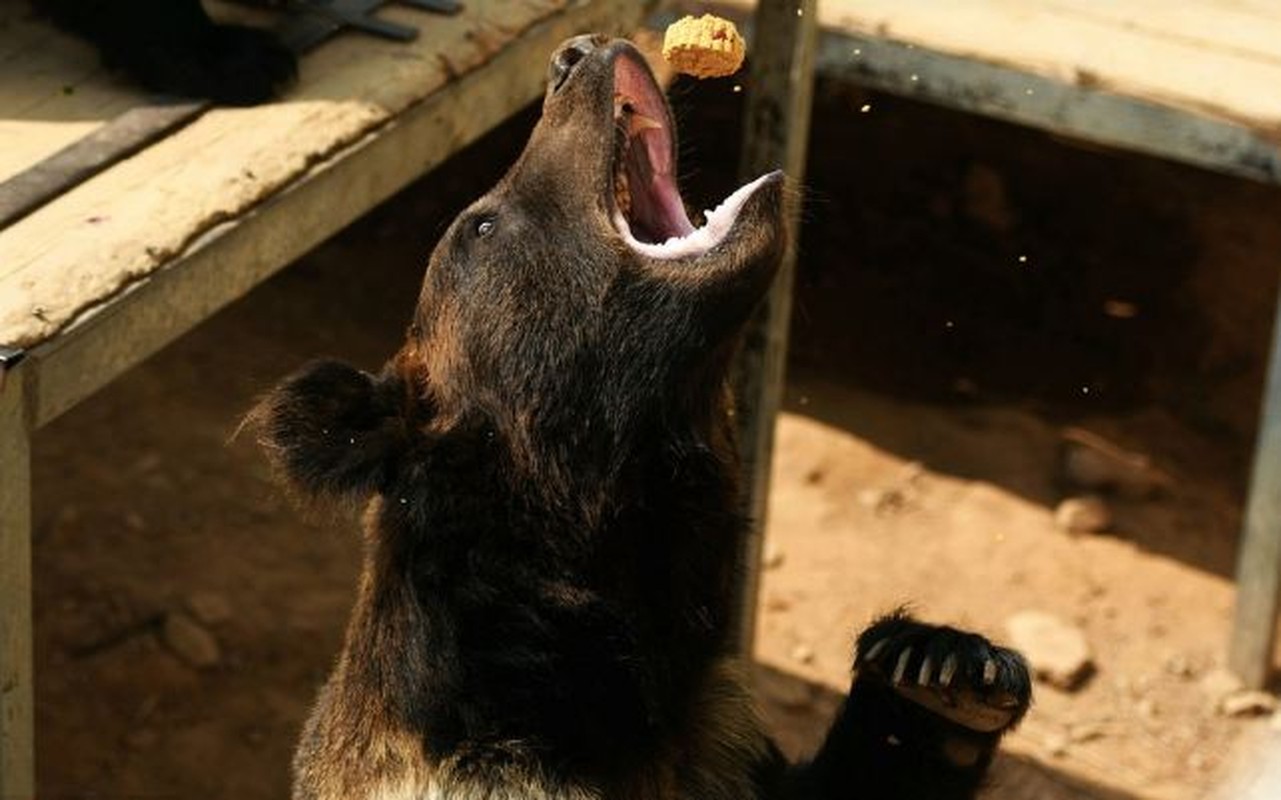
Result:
[823, 28, 1281, 185]
[25, 0, 661, 429]
[698, 1, 1281, 185]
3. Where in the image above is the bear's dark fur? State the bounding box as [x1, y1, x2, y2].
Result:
[32, 0, 294, 104]
[250, 34, 1031, 800]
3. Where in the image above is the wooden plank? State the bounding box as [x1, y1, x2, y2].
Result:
[1230, 287, 1281, 689]
[1037, 0, 1281, 64]
[707, 0, 1281, 132]
[816, 31, 1281, 185]
[0, 102, 206, 229]
[815, 0, 1281, 132]
[701, 0, 1281, 184]
[0, 368, 34, 800]
[730, 0, 817, 654]
[26, 0, 661, 428]
[0, 0, 570, 351]
[0, 4, 141, 185]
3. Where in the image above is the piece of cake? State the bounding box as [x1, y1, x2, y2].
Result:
[662, 14, 746, 79]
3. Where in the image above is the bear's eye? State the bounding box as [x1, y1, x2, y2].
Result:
[474, 217, 495, 238]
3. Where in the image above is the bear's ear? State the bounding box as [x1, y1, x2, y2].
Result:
[247, 359, 418, 498]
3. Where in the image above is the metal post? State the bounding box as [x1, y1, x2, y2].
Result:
[1230, 287, 1281, 689]
[0, 358, 34, 800]
[731, 0, 818, 654]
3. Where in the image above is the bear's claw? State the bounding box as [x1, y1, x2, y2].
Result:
[856, 613, 1032, 734]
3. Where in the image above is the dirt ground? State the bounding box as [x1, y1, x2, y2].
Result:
[30, 76, 1281, 799]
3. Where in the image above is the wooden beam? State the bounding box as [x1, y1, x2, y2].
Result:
[731, 0, 817, 654]
[26, 0, 660, 429]
[0, 101, 207, 229]
[704, 0, 1281, 185]
[1230, 288, 1281, 688]
[0, 367, 34, 800]
[816, 31, 1281, 185]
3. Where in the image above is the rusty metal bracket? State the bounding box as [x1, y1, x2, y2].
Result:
[0, 346, 27, 393]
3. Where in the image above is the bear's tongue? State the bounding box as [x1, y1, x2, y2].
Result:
[613, 100, 692, 244]
[610, 53, 772, 261]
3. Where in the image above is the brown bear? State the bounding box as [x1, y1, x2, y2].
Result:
[250, 34, 1031, 800]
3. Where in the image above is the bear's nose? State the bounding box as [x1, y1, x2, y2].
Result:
[548, 34, 609, 93]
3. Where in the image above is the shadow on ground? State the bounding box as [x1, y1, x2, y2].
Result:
[751, 664, 1141, 800]
[670, 75, 1281, 579]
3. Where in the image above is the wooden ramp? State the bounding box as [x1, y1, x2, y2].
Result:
[0, 1, 660, 795]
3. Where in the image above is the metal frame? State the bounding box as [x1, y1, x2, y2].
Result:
[731, 0, 818, 653]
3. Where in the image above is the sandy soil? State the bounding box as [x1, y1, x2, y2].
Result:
[30, 78, 1281, 798]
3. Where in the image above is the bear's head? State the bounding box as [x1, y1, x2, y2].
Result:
[252, 36, 786, 512]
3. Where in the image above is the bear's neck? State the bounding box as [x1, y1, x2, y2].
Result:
[337, 423, 746, 779]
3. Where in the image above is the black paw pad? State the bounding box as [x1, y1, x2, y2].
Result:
[856, 613, 1032, 733]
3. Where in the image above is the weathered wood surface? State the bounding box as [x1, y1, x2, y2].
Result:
[0, 0, 657, 352]
[0, 7, 142, 185]
[704, 0, 1281, 183]
[28, 0, 661, 429]
[731, 0, 817, 654]
[774, 0, 1281, 130]
[0, 102, 206, 228]
[0, 365, 34, 800]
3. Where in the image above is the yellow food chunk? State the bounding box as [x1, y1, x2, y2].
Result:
[662, 14, 746, 79]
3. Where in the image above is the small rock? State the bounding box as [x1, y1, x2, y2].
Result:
[1059, 428, 1169, 498]
[1199, 667, 1244, 702]
[1220, 690, 1278, 718]
[857, 487, 906, 515]
[162, 612, 221, 669]
[185, 592, 233, 626]
[1054, 496, 1112, 533]
[1006, 610, 1094, 691]
[1068, 721, 1107, 743]
[1044, 731, 1070, 758]
[790, 643, 815, 665]
[1135, 697, 1159, 719]
[1164, 653, 1197, 679]
[762, 546, 786, 570]
[899, 461, 926, 484]
[764, 595, 792, 613]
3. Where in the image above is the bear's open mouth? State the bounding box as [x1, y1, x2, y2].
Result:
[610, 52, 772, 260]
